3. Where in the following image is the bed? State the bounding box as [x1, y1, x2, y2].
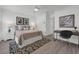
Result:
[15, 30, 43, 48]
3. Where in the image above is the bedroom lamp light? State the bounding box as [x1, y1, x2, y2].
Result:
[74, 26, 77, 31]
[5, 20, 14, 32]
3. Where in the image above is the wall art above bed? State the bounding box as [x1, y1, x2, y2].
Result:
[16, 16, 29, 25]
[59, 14, 75, 28]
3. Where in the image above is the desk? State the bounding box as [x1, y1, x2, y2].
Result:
[54, 30, 79, 45]
[54, 30, 79, 36]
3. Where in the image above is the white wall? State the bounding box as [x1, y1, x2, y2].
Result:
[54, 6, 79, 30]
[54, 6, 79, 44]
[0, 8, 2, 40]
[35, 12, 54, 36]
[1, 7, 54, 40]
[46, 12, 54, 35]
[2, 9, 36, 40]
[2, 9, 48, 40]
[35, 14, 46, 35]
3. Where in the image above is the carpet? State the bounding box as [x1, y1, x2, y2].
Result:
[16, 38, 51, 54]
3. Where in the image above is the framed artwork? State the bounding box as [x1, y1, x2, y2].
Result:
[16, 16, 29, 25]
[23, 18, 29, 25]
[59, 14, 75, 28]
[16, 17, 24, 25]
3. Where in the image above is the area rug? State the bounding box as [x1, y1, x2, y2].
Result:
[16, 38, 51, 54]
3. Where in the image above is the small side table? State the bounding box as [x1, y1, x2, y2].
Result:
[9, 41, 18, 54]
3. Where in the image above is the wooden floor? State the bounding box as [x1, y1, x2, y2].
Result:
[0, 36, 79, 54]
[32, 35, 79, 54]
[0, 41, 9, 54]
[32, 39, 79, 54]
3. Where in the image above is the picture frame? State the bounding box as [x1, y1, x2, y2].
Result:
[59, 14, 75, 28]
[23, 18, 29, 25]
[16, 16, 29, 25]
[16, 17, 24, 25]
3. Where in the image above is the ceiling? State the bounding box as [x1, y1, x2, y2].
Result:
[0, 5, 71, 15]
